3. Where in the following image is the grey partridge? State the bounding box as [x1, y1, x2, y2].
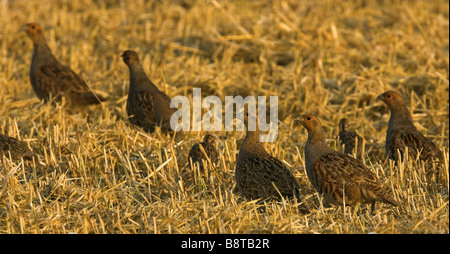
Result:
[0, 134, 34, 160]
[338, 118, 364, 158]
[121, 50, 176, 133]
[377, 91, 444, 163]
[235, 112, 308, 212]
[188, 134, 219, 171]
[299, 114, 398, 212]
[22, 23, 105, 106]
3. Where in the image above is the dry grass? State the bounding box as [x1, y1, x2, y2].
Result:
[0, 0, 448, 234]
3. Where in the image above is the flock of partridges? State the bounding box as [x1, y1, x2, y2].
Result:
[0, 23, 445, 214]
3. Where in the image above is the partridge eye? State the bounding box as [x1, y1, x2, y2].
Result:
[31, 25, 35, 29]
[386, 94, 391, 98]
[306, 117, 311, 120]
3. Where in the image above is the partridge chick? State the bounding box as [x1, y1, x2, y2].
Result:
[0, 134, 34, 160]
[188, 134, 219, 171]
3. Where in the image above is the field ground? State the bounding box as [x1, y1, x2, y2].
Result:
[0, 0, 448, 235]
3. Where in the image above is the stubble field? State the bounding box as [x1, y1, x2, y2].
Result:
[0, 0, 448, 234]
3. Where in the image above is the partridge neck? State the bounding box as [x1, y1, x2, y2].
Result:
[128, 63, 157, 92]
[32, 39, 57, 66]
[389, 103, 416, 132]
[305, 127, 334, 163]
[241, 129, 270, 158]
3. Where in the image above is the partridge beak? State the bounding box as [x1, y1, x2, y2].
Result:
[20, 24, 28, 32]
[235, 114, 245, 123]
[296, 115, 307, 126]
[376, 94, 383, 101]
[231, 111, 243, 121]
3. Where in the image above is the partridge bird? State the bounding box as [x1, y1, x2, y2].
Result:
[22, 23, 105, 106]
[235, 112, 308, 212]
[188, 134, 219, 171]
[0, 134, 34, 160]
[377, 91, 444, 163]
[338, 118, 364, 158]
[299, 114, 398, 212]
[121, 50, 176, 133]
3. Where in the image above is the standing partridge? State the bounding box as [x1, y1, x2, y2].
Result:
[22, 23, 105, 106]
[338, 118, 364, 158]
[299, 114, 398, 212]
[0, 134, 34, 160]
[121, 50, 176, 133]
[235, 112, 308, 212]
[377, 91, 444, 163]
[188, 134, 219, 171]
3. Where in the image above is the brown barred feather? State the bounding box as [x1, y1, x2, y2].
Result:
[126, 90, 156, 133]
[338, 118, 364, 158]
